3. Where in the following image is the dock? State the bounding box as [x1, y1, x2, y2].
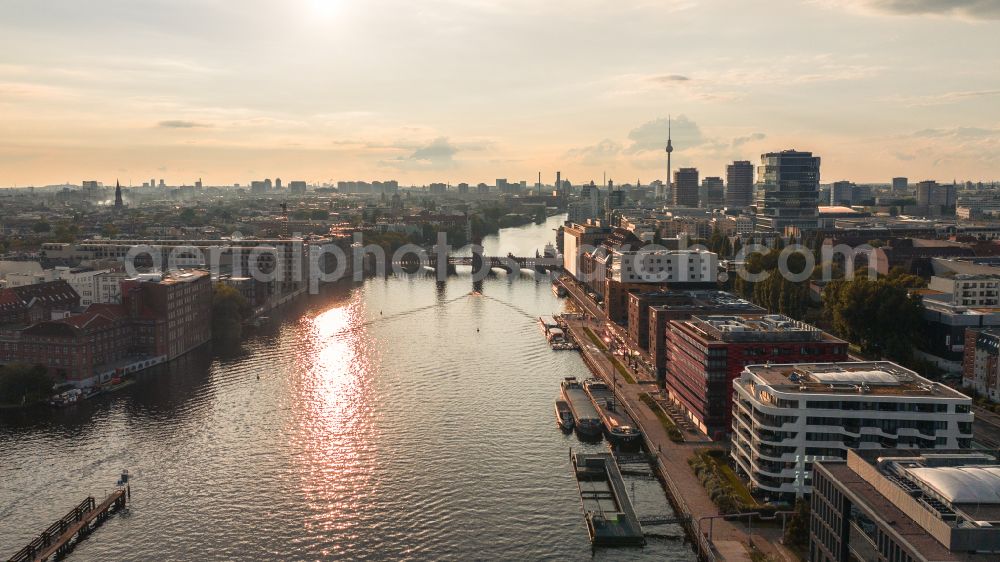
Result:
[7, 477, 130, 562]
[572, 451, 645, 546]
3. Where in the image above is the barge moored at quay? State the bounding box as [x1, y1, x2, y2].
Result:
[560, 377, 603, 437]
[582, 378, 642, 447]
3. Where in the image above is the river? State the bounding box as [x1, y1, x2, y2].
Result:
[0, 215, 694, 561]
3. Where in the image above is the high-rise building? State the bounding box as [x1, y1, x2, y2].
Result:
[916, 180, 936, 207]
[830, 180, 855, 206]
[275, 178, 282, 190]
[892, 176, 908, 192]
[673, 168, 699, 207]
[701, 176, 724, 209]
[916, 180, 957, 214]
[756, 150, 821, 234]
[114, 180, 123, 209]
[725, 161, 754, 209]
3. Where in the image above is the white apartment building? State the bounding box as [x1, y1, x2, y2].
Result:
[609, 248, 717, 284]
[731, 361, 973, 498]
[928, 274, 1000, 308]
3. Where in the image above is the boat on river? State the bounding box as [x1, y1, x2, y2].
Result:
[560, 377, 603, 437]
[582, 378, 642, 446]
[555, 398, 574, 431]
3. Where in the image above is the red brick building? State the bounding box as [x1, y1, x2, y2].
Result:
[644, 291, 765, 383]
[0, 270, 212, 385]
[121, 270, 212, 361]
[13, 304, 132, 382]
[666, 314, 848, 439]
[0, 280, 80, 325]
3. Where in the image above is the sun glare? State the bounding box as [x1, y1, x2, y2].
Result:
[309, 0, 339, 18]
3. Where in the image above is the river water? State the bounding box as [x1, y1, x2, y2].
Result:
[0, 215, 694, 561]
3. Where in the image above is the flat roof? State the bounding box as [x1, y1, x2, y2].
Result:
[744, 361, 970, 399]
[819, 462, 973, 561]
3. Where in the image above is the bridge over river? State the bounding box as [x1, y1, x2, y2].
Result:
[388, 251, 563, 274]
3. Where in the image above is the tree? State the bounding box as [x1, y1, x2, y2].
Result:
[178, 208, 198, 225]
[784, 498, 810, 549]
[822, 276, 925, 361]
[0, 364, 54, 405]
[212, 284, 252, 343]
[32, 220, 51, 233]
[886, 267, 927, 289]
[720, 235, 733, 258]
[54, 223, 80, 243]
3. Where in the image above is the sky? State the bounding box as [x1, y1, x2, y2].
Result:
[1, 0, 999, 187]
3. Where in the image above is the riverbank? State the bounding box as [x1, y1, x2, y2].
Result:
[558, 276, 798, 562]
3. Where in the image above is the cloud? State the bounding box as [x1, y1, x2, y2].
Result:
[564, 139, 624, 165]
[647, 74, 690, 83]
[379, 137, 466, 169]
[902, 126, 1000, 168]
[831, 0, 1000, 20]
[912, 126, 1000, 139]
[410, 137, 459, 161]
[732, 132, 767, 147]
[624, 115, 704, 154]
[0, 81, 73, 100]
[158, 120, 211, 128]
[886, 89, 1000, 107]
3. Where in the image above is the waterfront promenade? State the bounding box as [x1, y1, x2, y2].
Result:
[559, 278, 798, 562]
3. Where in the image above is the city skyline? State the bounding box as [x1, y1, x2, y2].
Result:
[1, 0, 999, 186]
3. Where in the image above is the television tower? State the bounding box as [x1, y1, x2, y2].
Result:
[664, 115, 673, 201]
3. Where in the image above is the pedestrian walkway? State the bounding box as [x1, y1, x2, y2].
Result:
[560, 298, 800, 562]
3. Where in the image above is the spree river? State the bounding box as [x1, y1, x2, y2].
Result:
[0, 215, 693, 561]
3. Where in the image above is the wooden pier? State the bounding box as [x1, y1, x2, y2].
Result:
[7, 485, 129, 562]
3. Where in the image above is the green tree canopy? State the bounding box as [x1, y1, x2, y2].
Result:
[822, 276, 925, 361]
[0, 364, 54, 405]
[212, 284, 252, 343]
